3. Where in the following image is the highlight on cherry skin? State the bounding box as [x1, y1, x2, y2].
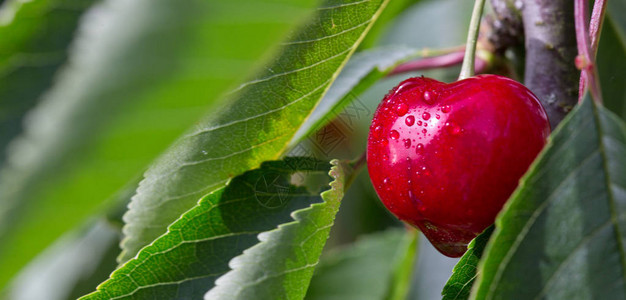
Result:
[366, 74, 551, 257]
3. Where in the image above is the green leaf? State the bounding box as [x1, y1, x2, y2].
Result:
[205, 159, 350, 299]
[598, 6, 626, 119]
[120, 0, 392, 262]
[441, 226, 493, 300]
[471, 96, 626, 299]
[80, 158, 337, 299]
[0, 0, 317, 288]
[0, 0, 97, 166]
[305, 228, 418, 300]
[289, 46, 422, 146]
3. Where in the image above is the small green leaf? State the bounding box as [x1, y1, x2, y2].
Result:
[471, 95, 626, 299]
[305, 228, 418, 300]
[121, 0, 392, 263]
[80, 158, 335, 299]
[205, 159, 350, 299]
[441, 226, 493, 300]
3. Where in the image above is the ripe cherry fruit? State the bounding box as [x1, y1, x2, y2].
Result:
[367, 75, 550, 257]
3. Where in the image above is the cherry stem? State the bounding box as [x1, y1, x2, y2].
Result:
[388, 48, 489, 76]
[459, 0, 487, 80]
[346, 152, 367, 187]
[350, 152, 367, 172]
[574, 0, 603, 103]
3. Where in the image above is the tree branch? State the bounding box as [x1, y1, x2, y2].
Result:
[521, 0, 579, 129]
[489, 0, 524, 53]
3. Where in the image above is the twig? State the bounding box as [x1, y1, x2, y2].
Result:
[574, 0, 602, 103]
[388, 48, 489, 76]
[589, 0, 607, 56]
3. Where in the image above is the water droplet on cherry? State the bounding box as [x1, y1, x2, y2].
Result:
[390, 130, 400, 139]
[445, 122, 461, 135]
[372, 125, 383, 138]
[391, 79, 420, 98]
[403, 139, 411, 149]
[423, 91, 434, 104]
[395, 103, 409, 116]
[416, 143, 424, 154]
[405, 115, 415, 126]
[383, 177, 392, 191]
[422, 112, 431, 120]
[441, 105, 451, 113]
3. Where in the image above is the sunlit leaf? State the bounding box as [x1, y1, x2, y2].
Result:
[121, 0, 392, 262]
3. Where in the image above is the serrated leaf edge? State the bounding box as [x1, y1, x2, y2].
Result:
[204, 159, 348, 299]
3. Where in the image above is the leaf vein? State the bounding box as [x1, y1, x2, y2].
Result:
[281, 19, 371, 45]
[317, 0, 370, 10]
[186, 78, 331, 137]
[233, 47, 351, 91]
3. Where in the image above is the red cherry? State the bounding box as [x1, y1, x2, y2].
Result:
[367, 75, 550, 257]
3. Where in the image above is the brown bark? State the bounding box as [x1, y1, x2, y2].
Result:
[520, 0, 579, 129]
